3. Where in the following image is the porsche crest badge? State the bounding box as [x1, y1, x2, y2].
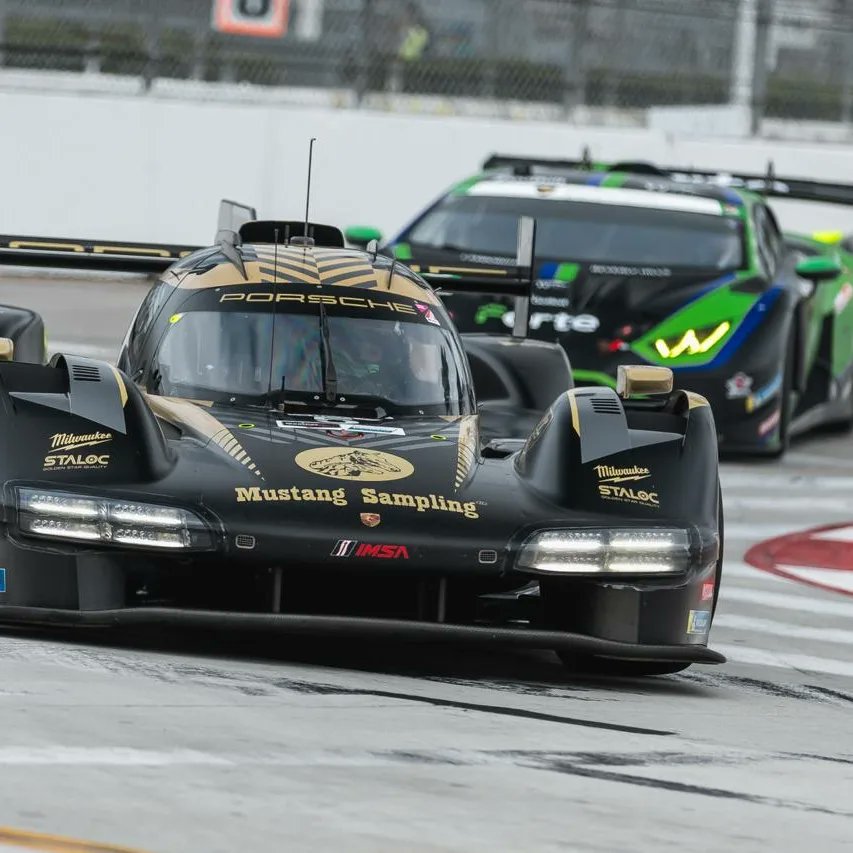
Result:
[360, 513, 381, 528]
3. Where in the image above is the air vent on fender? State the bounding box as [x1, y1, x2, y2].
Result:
[590, 398, 622, 415]
[71, 364, 101, 382]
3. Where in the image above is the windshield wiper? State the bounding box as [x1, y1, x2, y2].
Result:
[318, 301, 338, 403]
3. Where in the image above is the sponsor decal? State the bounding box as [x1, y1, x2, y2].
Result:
[535, 279, 571, 291]
[594, 464, 658, 507]
[331, 540, 410, 560]
[594, 465, 651, 484]
[276, 417, 404, 436]
[460, 252, 514, 266]
[500, 311, 600, 333]
[362, 487, 479, 519]
[475, 302, 509, 325]
[295, 448, 414, 482]
[701, 582, 715, 602]
[360, 512, 381, 527]
[43, 431, 112, 471]
[745, 372, 782, 413]
[834, 282, 853, 315]
[234, 486, 348, 506]
[725, 372, 753, 400]
[589, 264, 672, 278]
[687, 609, 711, 634]
[221, 292, 418, 316]
[757, 407, 781, 437]
[415, 302, 440, 326]
[531, 295, 571, 308]
[0, 568, 5, 593]
[235, 485, 479, 519]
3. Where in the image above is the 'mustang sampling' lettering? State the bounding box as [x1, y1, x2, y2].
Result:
[234, 486, 479, 519]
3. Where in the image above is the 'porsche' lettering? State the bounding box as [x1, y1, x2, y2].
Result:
[219, 293, 424, 317]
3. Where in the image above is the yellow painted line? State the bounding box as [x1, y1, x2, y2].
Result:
[0, 826, 150, 853]
[8, 242, 84, 252]
[93, 246, 172, 258]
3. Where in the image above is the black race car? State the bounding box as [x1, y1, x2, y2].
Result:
[348, 155, 853, 456]
[0, 205, 724, 676]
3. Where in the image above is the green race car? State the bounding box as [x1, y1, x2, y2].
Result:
[348, 157, 853, 455]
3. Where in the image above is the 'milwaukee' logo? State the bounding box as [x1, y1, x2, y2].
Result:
[49, 431, 112, 453]
[593, 464, 658, 508]
[44, 431, 112, 471]
[295, 447, 414, 483]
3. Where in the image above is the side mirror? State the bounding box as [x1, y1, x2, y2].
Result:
[795, 255, 842, 283]
[616, 365, 673, 399]
[345, 225, 383, 248]
[0, 338, 14, 362]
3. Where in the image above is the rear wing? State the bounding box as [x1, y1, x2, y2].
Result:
[0, 235, 200, 274]
[415, 216, 536, 338]
[483, 152, 853, 207]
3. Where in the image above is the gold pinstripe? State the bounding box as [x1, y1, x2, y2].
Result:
[454, 415, 478, 489]
[567, 391, 581, 436]
[109, 366, 128, 408]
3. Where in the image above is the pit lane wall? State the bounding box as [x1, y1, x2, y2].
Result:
[4, 74, 853, 245]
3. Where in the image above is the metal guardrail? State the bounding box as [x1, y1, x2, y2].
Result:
[0, 0, 851, 129]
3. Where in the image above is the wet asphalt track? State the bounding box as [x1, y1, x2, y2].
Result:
[0, 273, 850, 853]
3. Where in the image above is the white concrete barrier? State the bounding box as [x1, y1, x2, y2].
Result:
[3, 75, 853, 245]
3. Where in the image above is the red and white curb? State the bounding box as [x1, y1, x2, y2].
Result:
[744, 522, 853, 597]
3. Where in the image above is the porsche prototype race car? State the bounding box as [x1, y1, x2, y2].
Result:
[347, 156, 853, 456]
[0, 205, 724, 675]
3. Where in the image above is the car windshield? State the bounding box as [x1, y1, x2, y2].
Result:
[149, 296, 471, 415]
[407, 194, 744, 270]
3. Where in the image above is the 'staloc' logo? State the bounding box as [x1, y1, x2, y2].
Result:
[295, 448, 414, 482]
[44, 431, 112, 471]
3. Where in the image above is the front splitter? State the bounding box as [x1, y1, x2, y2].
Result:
[0, 606, 725, 664]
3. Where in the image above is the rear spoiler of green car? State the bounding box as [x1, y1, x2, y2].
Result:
[483, 153, 853, 207]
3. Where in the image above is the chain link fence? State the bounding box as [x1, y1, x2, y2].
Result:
[0, 0, 851, 128]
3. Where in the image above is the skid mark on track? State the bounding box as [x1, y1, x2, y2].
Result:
[679, 670, 853, 705]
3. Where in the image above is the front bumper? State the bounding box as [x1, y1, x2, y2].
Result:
[0, 605, 726, 664]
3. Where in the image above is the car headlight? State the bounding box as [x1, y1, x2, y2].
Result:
[16, 488, 215, 551]
[654, 322, 731, 360]
[516, 527, 691, 575]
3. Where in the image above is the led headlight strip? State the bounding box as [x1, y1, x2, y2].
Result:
[16, 488, 215, 551]
[516, 527, 691, 575]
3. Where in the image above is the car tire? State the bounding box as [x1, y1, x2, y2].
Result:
[765, 333, 796, 458]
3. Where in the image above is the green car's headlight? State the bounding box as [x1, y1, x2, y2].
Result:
[16, 488, 216, 551]
[653, 321, 732, 360]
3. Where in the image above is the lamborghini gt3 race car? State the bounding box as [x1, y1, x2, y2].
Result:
[0, 206, 724, 676]
[347, 156, 853, 456]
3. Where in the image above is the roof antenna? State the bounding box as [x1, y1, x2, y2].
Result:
[581, 146, 592, 170]
[304, 137, 317, 242]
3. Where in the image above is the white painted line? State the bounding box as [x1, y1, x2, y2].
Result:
[720, 470, 853, 490]
[776, 564, 853, 595]
[811, 527, 853, 543]
[0, 747, 231, 766]
[719, 586, 853, 618]
[717, 643, 853, 678]
[784, 451, 853, 469]
[722, 561, 790, 582]
[725, 523, 801, 540]
[724, 496, 853, 513]
[714, 613, 853, 644]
